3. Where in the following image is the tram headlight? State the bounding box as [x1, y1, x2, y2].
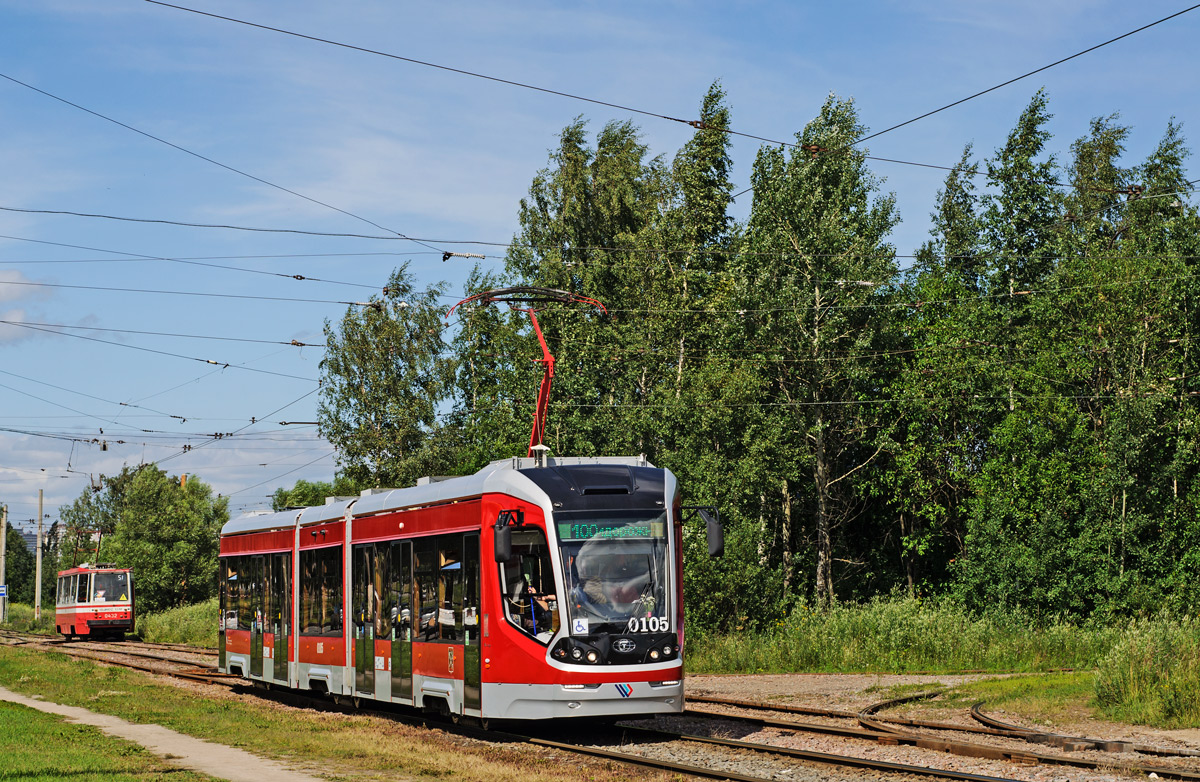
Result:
[649, 649, 660, 661]
[571, 647, 583, 660]
[662, 645, 674, 656]
[586, 650, 599, 663]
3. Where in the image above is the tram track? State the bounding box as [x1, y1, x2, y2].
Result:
[6, 629, 1200, 782]
[684, 692, 1200, 781]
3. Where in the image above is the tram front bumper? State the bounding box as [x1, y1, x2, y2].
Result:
[482, 679, 683, 720]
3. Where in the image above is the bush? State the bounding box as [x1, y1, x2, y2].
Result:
[687, 595, 1118, 674]
[0, 603, 56, 635]
[136, 598, 218, 647]
[1095, 617, 1200, 727]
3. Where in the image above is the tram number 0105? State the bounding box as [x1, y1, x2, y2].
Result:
[626, 616, 668, 633]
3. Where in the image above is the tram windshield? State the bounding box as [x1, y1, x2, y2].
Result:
[557, 511, 671, 637]
[92, 572, 131, 603]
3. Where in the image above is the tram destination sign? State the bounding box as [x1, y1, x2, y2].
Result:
[557, 519, 666, 541]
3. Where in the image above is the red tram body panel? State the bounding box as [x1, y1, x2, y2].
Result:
[55, 564, 135, 640]
[218, 455, 690, 721]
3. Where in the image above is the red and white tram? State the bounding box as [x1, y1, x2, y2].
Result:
[55, 564, 135, 640]
[219, 454, 721, 722]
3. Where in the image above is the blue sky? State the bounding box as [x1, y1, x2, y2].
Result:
[1, 0, 1196, 532]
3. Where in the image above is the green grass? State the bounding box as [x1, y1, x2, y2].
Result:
[687, 596, 1119, 674]
[0, 647, 667, 782]
[0, 602, 55, 635]
[1094, 617, 1200, 728]
[0, 698, 213, 781]
[934, 671, 1097, 722]
[136, 598, 218, 647]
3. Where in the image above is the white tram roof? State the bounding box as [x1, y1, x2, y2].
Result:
[221, 455, 654, 537]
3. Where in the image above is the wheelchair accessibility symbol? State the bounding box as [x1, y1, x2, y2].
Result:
[571, 617, 589, 636]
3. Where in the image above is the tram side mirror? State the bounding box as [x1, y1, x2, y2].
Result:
[699, 508, 724, 558]
[494, 524, 513, 563]
[494, 508, 524, 562]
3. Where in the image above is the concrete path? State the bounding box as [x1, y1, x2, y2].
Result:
[0, 685, 327, 782]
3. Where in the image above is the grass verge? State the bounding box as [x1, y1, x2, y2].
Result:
[1094, 617, 1200, 728]
[930, 671, 1098, 728]
[0, 646, 670, 782]
[0, 602, 56, 635]
[136, 598, 218, 647]
[0, 698, 213, 782]
[687, 597, 1118, 674]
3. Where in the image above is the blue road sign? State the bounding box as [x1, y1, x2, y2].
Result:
[0, 585, 7, 597]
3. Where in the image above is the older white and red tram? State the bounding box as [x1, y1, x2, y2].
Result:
[219, 454, 720, 722]
[55, 564, 135, 640]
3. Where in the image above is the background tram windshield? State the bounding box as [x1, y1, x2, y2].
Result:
[558, 511, 670, 636]
[91, 572, 130, 603]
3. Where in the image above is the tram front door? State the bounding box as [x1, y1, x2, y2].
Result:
[249, 555, 264, 678]
[463, 533, 481, 712]
[391, 540, 413, 702]
[352, 544, 376, 696]
[270, 552, 291, 684]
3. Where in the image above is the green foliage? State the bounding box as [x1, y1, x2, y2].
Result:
[2, 520, 38, 605]
[270, 476, 361, 512]
[739, 94, 899, 603]
[318, 264, 458, 488]
[136, 597, 217, 647]
[58, 465, 227, 614]
[955, 401, 1106, 619]
[313, 84, 1200, 630]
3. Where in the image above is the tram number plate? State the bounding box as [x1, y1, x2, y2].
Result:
[625, 616, 667, 633]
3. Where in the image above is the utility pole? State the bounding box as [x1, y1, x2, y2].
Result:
[34, 489, 43, 621]
[1, 504, 7, 623]
[1, 504, 7, 586]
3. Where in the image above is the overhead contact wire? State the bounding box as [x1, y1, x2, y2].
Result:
[0, 71, 445, 255]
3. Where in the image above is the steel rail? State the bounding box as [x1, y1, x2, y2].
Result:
[618, 723, 1022, 782]
[689, 692, 1200, 781]
[970, 702, 1200, 758]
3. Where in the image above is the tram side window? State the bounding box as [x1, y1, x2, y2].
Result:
[222, 557, 242, 631]
[373, 544, 392, 640]
[76, 573, 91, 604]
[300, 545, 342, 637]
[413, 535, 462, 643]
[390, 541, 413, 642]
[499, 528, 558, 643]
[244, 558, 262, 632]
[220, 558, 233, 630]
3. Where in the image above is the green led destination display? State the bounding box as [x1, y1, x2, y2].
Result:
[557, 519, 667, 541]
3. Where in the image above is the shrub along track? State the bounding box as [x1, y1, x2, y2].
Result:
[6, 629, 1198, 782]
